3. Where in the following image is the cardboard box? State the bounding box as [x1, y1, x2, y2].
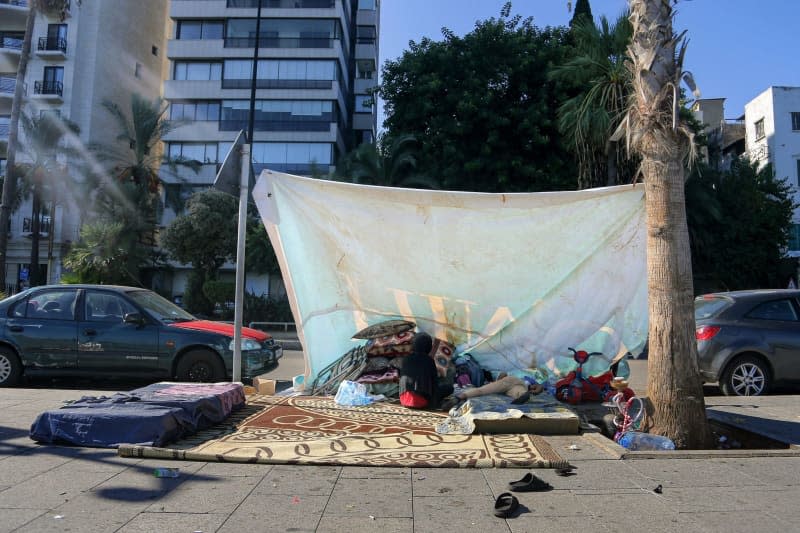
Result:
[253, 377, 276, 395]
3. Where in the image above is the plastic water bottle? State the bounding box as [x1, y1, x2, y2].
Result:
[617, 431, 675, 451]
[153, 467, 180, 478]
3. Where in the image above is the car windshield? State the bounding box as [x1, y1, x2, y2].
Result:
[694, 296, 732, 320]
[127, 290, 196, 323]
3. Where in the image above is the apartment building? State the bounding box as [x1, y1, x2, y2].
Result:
[162, 0, 380, 297]
[744, 86, 800, 255]
[0, 0, 169, 293]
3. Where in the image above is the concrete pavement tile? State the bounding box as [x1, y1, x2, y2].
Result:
[502, 489, 594, 517]
[412, 495, 509, 532]
[253, 465, 339, 496]
[217, 494, 328, 532]
[682, 510, 794, 533]
[0, 469, 116, 509]
[340, 466, 411, 479]
[324, 477, 412, 517]
[317, 516, 413, 533]
[15, 492, 155, 533]
[117, 511, 228, 533]
[542, 434, 623, 460]
[410, 467, 491, 497]
[197, 461, 274, 477]
[718, 456, 800, 486]
[576, 511, 702, 533]
[736, 486, 800, 520]
[0, 507, 49, 533]
[145, 475, 260, 514]
[653, 486, 768, 513]
[625, 458, 754, 489]
[0, 450, 81, 485]
[508, 514, 594, 533]
[483, 459, 648, 492]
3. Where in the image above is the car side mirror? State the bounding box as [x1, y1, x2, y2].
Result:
[123, 312, 145, 325]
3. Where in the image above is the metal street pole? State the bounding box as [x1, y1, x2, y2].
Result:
[233, 0, 263, 382]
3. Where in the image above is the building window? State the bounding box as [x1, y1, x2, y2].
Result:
[225, 18, 339, 49]
[177, 20, 224, 40]
[356, 25, 376, 44]
[357, 60, 374, 79]
[220, 99, 334, 132]
[167, 142, 219, 164]
[792, 112, 800, 131]
[0, 158, 6, 178]
[251, 142, 332, 173]
[222, 59, 337, 89]
[358, 0, 376, 10]
[174, 61, 223, 81]
[789, 224, 800, 252]
[754, 118, 765, 140]
[0, 115, 8, 138]
[170, 101, 221, 121]
[355, 95, 373, 113]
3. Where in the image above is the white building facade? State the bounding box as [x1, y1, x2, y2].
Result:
[0, 0, 169, 293]
[162, 0, 380, 297]
[744, 86, 800, 255]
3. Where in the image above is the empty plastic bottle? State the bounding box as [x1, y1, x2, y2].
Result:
[153, 467, 180, 478]
[617, 431, 676, 451]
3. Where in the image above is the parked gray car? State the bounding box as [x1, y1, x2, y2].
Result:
[695, 289, 800, 396]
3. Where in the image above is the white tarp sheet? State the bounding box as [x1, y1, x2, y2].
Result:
[254, 171, 648, 382]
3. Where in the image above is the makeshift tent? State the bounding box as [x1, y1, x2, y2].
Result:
[254, 171, 648, 383]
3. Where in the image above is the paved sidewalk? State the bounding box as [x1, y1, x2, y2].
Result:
[2, 385, 799, 533]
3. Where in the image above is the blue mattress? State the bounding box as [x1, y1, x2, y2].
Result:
[30, 382, 246, 448]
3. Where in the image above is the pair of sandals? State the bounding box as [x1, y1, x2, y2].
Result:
[493, 472, 554, 518]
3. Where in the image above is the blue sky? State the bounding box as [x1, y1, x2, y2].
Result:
[378, 0, 800, 126]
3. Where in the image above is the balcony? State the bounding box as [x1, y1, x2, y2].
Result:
[0, 0, 28, 7]
[219, 119, 334, 132]
[33, 80, 63, 100]
[0, 76, 25, 99]
[23, 215, 51, 236]
[227, 0, 334, 7]
[224, 36, 335, 49]
[0, 34, 24, 55]
[37, 37, 67, 57]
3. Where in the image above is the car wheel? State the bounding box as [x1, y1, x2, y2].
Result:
[176, 350, 226, 383]
[0, 348, 22, 387]
[720, 355, 771, 396]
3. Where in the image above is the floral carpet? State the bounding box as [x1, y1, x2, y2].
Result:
[118, 395, 569, 469]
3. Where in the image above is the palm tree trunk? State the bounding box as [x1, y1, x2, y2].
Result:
[628, 0, 711, 448]
[29, 182, 42, 286]
[0, 7, 35, 291]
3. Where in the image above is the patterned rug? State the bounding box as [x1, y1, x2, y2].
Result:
[118, 395, 569, 469]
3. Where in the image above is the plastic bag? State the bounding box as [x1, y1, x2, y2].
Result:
[334, 380, 374, 406]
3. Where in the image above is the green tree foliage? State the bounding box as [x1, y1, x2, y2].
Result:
[551, 13, 633, 188]
[161, 189, 238, 315]
[687, 160, 797, 292]
[62, 221, 140, 284]
[569, 0, 594, 28]
[335, 134, 439, 189]
[16, 112, 81, 286]
[378, 6, 577, 192]
[71, 93, 199, 285]
[245, 218, 280, 276]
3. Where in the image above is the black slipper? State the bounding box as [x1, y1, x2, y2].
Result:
[510, 391, 531, 405]
[508, 472, 552, 492]
[493, 492, 519, 518]
[555, 466, 576, 477]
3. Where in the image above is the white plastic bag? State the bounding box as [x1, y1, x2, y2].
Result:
[334, 380, 373, 406]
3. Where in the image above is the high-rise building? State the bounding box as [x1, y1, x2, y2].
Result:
[162, 0, 380, 296]
[744, 86, 800, 255]
[0, 0, 169, 293]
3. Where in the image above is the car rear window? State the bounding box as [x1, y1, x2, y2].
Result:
[694, 296, 732, 320]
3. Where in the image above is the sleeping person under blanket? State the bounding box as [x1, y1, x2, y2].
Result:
[455, 373, 544, 405]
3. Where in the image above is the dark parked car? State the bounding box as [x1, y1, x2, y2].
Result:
[695, 289, 800, 396]
[0, 285, 282, 387]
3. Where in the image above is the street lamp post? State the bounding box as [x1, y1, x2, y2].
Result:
[232, 0, 263, 382]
